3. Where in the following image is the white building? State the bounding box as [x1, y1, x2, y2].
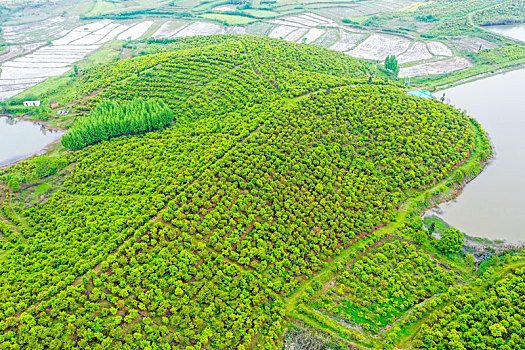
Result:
[23, 100, 41, 107]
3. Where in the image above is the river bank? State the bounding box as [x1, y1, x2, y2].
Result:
[0, 115, 64, 168]
[434, 63, 525, 91]
[426, 68, 525, 243]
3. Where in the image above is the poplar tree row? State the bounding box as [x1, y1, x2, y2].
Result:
[62, 98, 174, 149]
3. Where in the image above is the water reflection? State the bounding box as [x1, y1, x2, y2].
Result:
[485, 23, 525, 42]
[3, 117, 15, 126]
[0, 116, 63, 167]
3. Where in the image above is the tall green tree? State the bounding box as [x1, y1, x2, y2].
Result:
[436, 227, 464, 254]
[384, 55, 399, 76]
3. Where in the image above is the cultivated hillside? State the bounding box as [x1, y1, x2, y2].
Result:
[1, 36, 518, 350]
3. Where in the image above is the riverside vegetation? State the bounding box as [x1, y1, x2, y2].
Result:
[0, 36, 522, 349]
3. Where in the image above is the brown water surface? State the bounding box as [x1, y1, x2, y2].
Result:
[429, 69, 525, 243]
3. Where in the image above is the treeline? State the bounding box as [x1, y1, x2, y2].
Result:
[61, 98, 174, 149]
[472, 0, 525, 26]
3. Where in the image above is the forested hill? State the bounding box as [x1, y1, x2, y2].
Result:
[79, 35, 373, 120]
[0, 36, 506, 350]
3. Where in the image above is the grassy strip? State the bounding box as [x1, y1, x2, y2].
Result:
[200, 13, 258, 25]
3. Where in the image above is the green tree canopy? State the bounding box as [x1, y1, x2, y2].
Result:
[437, 227, 464, 254]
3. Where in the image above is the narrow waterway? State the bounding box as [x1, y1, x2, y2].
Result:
[0, 116, 63, 167]
[428, 69, 525, 243]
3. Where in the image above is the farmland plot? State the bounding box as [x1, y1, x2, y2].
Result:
[69, 23, 130, 45]
[315, 28, 339, 47]
[152, 21, 187, 39]
[269, 25, 298, 39]
[39, 45, 98, 55]
[0, 77, 47, 100]
[2, 16, 68, 44]
[3, 61, 71, 69]
[267, 19, 306, 28]
[284, 28, 309, 42]
[117, 21, 154, 41]
[213, 4, 237, 12]
[96, 23, 131, 43]
[300, 28, 325, 44]
[266, 13, 335, 29]
[0, 89, 25, 100]
[427, 41, 453, 56]
[173, 22, 224, 38]
[15, 56, 81, 64]
[225, 26, 247, 35]
[399, 56, 472, 77]
[0, 42, 46, 64]
[397, 41, 433, 63]
[318, 6, 377, 20]
[329, 29, 365, 51]
[301, 13, 336, 26]
[0, 46, 24, 64]
[1, 66, 70, 79]
[348, 33, 411, 60]
[0, 20, 139, 100]
[246, 22, 274, 36]
[450, 37, 499, 52]
[283, 15, 323, 28]
[53, 20, 113, 45]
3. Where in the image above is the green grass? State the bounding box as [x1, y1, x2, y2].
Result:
[245, 21, 275, 36]
[80, 45, 121, 68]
[423, 215, 450, 234]
[87, 0, 120, 16]
[242, 9, 279, 18]
[201, 13, 258, 24]
[192, 0, 228, 12]
[398, 1, 435, 12]
[33, 183, 51, 197]
[348, 16, 371, 24]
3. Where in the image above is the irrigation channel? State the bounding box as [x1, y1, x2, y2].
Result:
[427, 68, 525, 243]
[0, 116, 63, 167]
